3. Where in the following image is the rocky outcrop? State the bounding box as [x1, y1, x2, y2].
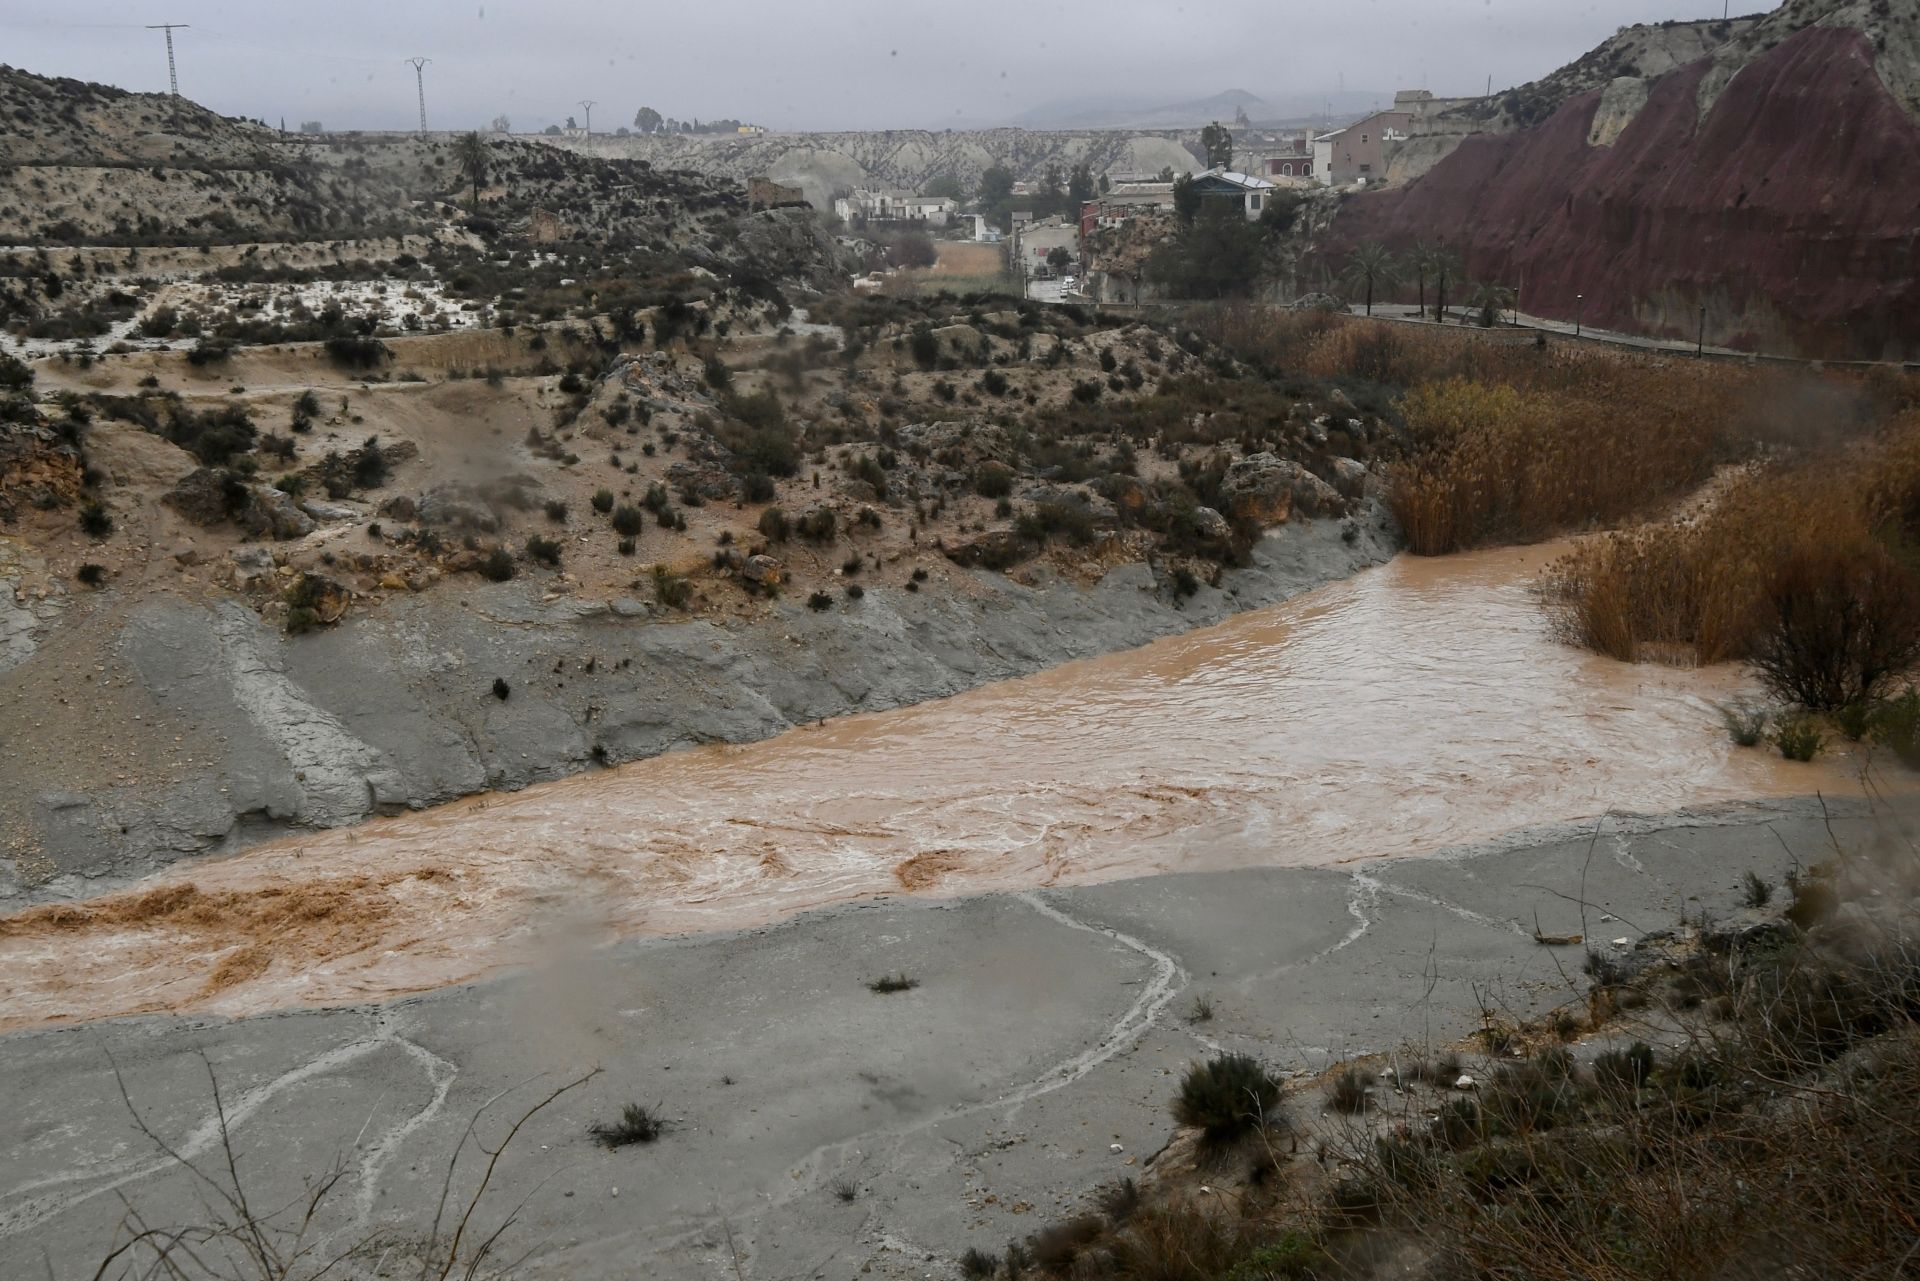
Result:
[1220, 453, 1345, 526]
[1332, 16, 1920, 359]
[164, 470, 316, 540]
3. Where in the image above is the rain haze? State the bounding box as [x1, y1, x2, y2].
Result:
[5, 0, 1739, 130]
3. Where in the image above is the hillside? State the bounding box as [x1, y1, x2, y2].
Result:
[0, 65, 782, 255]
[1330, 0, 1920, 359]
[543, 128, 1205, 210]
[0, 66, 426, 244]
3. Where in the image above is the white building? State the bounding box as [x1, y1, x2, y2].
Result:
[832, 189, 958, 227]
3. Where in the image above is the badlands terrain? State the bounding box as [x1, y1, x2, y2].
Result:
[5, 4, 1920, 1275]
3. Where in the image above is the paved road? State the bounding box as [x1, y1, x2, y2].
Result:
[0, 799, 1890, 1279]
[1344, 303, 1919, 367]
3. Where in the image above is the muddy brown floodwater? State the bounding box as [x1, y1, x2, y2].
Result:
[0, 543, 1891, 1030]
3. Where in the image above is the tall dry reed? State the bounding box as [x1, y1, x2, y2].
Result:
[1542, 417, 1920, 683]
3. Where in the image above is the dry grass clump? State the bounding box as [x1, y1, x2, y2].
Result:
[1542, 420, 1920, 701]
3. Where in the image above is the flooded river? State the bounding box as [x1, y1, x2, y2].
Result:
[0, 543, 1880, 1029]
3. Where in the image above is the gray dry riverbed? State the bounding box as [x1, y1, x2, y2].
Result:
[0, 805, 1900, 1280]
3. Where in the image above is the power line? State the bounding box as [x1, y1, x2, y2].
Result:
[578, 99, 597, 135]
[146, 23, 188, 97]
[406, 57, 431, 133]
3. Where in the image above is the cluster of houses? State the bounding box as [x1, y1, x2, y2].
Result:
[762, 88, 1475, 299]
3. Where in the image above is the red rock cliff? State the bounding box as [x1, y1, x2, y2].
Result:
[1330, 26, 1920, 360]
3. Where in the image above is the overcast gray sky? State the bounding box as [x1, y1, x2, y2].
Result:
[3, 1, 1751, 132]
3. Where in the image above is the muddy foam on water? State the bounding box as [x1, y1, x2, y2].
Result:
[0, 543, 1888, 1029]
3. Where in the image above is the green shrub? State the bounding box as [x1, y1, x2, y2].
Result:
[653, 566, 692, 610]
[524, 535, 562, 565]
[973, 462, 1014, 499]
[1224, 1233, 1331, 1281]
[78, 503, 113, 538]
[1594, 1041, 1656, 1092]
[1173, 1053, 1283, 1141]
[1773, 714, 1825, 762]
[758, 507, 791, 543]
[1326, 1067, 1375, 1115]
[909, 327, 940, 369]
[1719, 701, 1768, 747]
[807, 590, 833, 611]
[611, 504, 645, 536]
[323, 334, 389, 369]
[591, 487, 615, 513]
[797, 508, 837, 543]
[478, 547, 515, 581]
[1015, 499, 1099, 547]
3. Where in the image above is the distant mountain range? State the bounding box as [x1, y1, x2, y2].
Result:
[1005, 88, 1393, 131]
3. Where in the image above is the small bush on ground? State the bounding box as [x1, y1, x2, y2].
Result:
[652, 566, 692, 610]
[1173, 1053, 1283, 1142]
[1720, 702, 1769, 747]
[611, 504, 645, 536]
[478, 547, 515, 581]
[1773, 713, 1825, 762]
[589, 1103, 666, 1148]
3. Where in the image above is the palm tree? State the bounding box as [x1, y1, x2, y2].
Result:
[453, 131, 489, 212]
[1339, 243, 1402, 316]
[1427, 245, 1465, 323]
[1468, 282, 1517, 328]
[1409, 242, 1440, 318]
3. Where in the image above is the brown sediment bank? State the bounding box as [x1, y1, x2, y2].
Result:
[0, 542, 1890, 1030]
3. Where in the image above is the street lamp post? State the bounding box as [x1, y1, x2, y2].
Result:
[1575, 294, 1584, 339]
[1697, 304, 1707, 357]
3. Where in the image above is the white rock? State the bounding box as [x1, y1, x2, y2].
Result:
[1612, 937, 1632, 949]
[1454, 1074, 1477, 1090]
[1109, 1143, 1124, 1153]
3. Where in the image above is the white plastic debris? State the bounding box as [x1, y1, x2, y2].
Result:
[1612, 937, 1632, 949]
[1109, 1143, 1124, 1153]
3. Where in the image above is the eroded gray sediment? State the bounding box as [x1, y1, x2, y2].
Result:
[0, 800, 1883, 1280]
[6, 509, 1396, 900]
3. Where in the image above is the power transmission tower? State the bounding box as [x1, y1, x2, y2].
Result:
[406, 57, 431, 133]
[147, 24, 189, 97]
[578, 100, 597, 135]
